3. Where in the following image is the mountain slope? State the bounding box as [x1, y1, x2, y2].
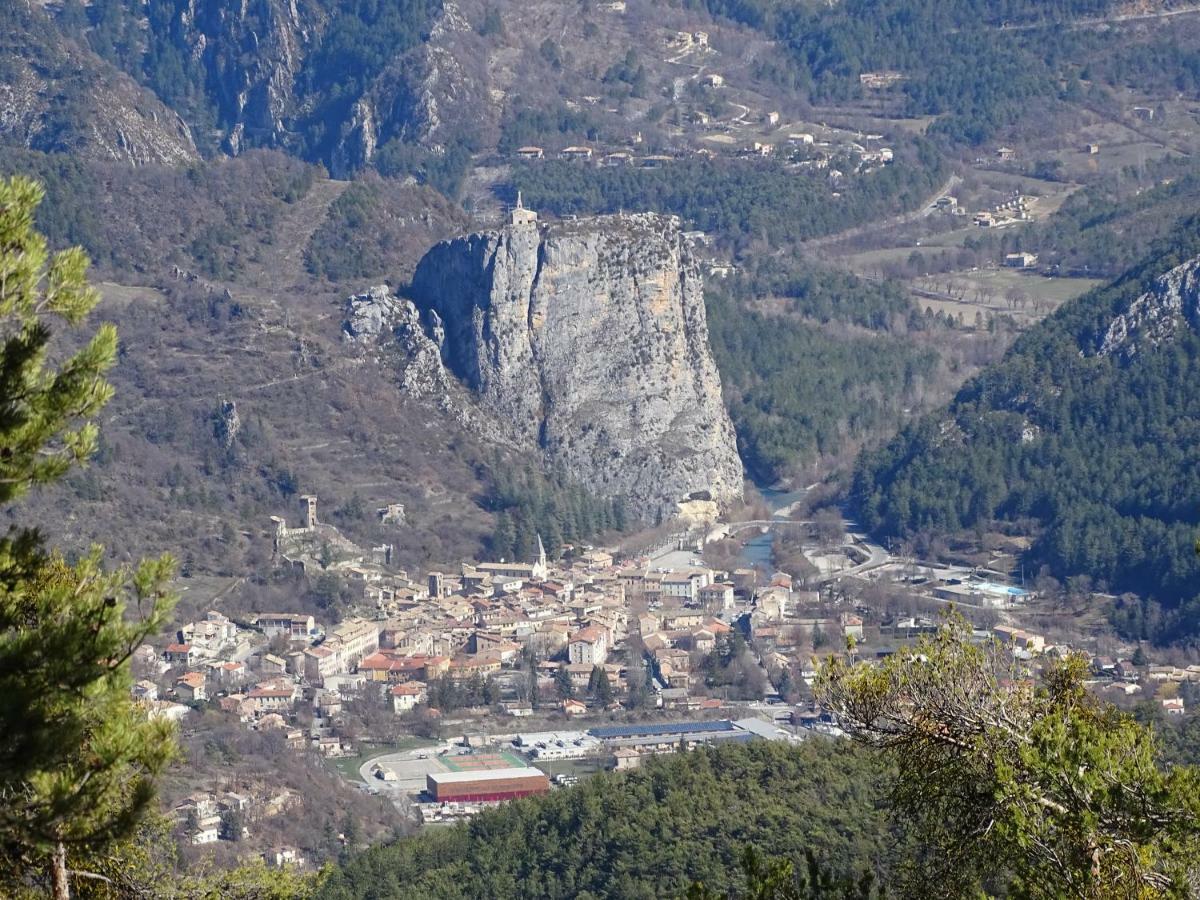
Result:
[0, 4, 197, 165]
[852, 222, 1200, 641]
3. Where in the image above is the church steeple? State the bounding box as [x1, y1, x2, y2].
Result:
[510, 190, 538, 226]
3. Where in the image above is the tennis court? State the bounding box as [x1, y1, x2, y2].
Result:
[441, 751, 527, 772]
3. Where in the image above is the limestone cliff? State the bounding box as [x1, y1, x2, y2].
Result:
[408, 212, 744, 520]
[1095, 256, 1200, 360]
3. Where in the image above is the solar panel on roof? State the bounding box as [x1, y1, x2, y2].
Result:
[588, 720, 735, 740]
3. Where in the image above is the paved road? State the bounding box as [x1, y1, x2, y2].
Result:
[803, 174, 963, 249]
[917, 174, 964, 219]
[809, 536, 891, 586]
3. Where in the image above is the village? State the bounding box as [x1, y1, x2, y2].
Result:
[141, 491, 1188, 867]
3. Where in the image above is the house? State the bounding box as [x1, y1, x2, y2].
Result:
[563, 698, 587, 716]
[179, 611, 238, 649]
[581, 549, 614, 569]
[191, 826, 220, 845]
[755, 587, 789, 621]
[691, 629, 717, 654]
[614, 747, 642, 770]
[391, 680, 428, 713]
[693, 31, 709, 47]
[256, 614, 316, 640]
[763, 111, 780, 126]
[303, 646, 339, 685]
[841, 614, 864, 640]
[358, 650, 403, 682]
[246, 682, 297, 715]
[1084, 143, 1100, 155]
[992, 625, 1045, 653]
[995, 147, 1017, 161]
[568, 626, 609, 666]
[265, 847, 304, 869]
[211, 660, 247, 684]
[661, 572, 699, 603]
[449, 655, 502, 680]
[702, 73, 724, 88]
[328, 618, 381, 668]
[603, 151, 633, 167]
[859, 71, 904, 89]
[1161, 697, 1185, 716]
[662, 608, 705, 630]
[1132, 106, 1155, 121]
[740, 142, 773, 157]
[176, 671, 207, 703]
[132, 680, 158, 703]
[699, 582, 734, 611]
[515, 146, 545, 160]
[1005, 252, 1038, 268]
[163, 642, 197, 666]
[561, 146, 594, 161]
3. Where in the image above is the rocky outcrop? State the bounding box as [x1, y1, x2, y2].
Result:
[343, 285, 404, 343]
[214, 400, 241, 450]
[1095, 257, 1200, 359]
[408, 212, 744, 520]
[342, 285, 509, 446]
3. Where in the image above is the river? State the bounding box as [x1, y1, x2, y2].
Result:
[736, 485, 809, 572]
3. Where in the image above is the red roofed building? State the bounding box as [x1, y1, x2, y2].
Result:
[176, 671, 207, 702]
[247, 682, 298, 714]
[390, 680, 427, 713]
[164, 643, 195, 665]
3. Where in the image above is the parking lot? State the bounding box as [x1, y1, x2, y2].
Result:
[360, 745, 533, 799]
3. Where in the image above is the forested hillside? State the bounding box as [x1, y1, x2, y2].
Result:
[707, 284, 939, 482]
[512, 138, 946, 247]
[692, 0, 1118, 144]
[852, 221, 1200, 642]
[317, 741, 899, 900]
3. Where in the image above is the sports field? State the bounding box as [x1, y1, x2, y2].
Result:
[440, 751, 527, 772]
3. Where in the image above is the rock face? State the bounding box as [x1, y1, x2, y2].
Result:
[1096, 257, 1200, 359]
[93, 0, 490, 175]
[214, 400, 241, 450]
[343, 285, 404, 343]
[409, 212, 744, 520]
[0, 5, 198, 165]
[341, 283, 503, 451]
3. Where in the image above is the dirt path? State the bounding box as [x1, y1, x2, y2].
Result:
[244, 177, 350, 289]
